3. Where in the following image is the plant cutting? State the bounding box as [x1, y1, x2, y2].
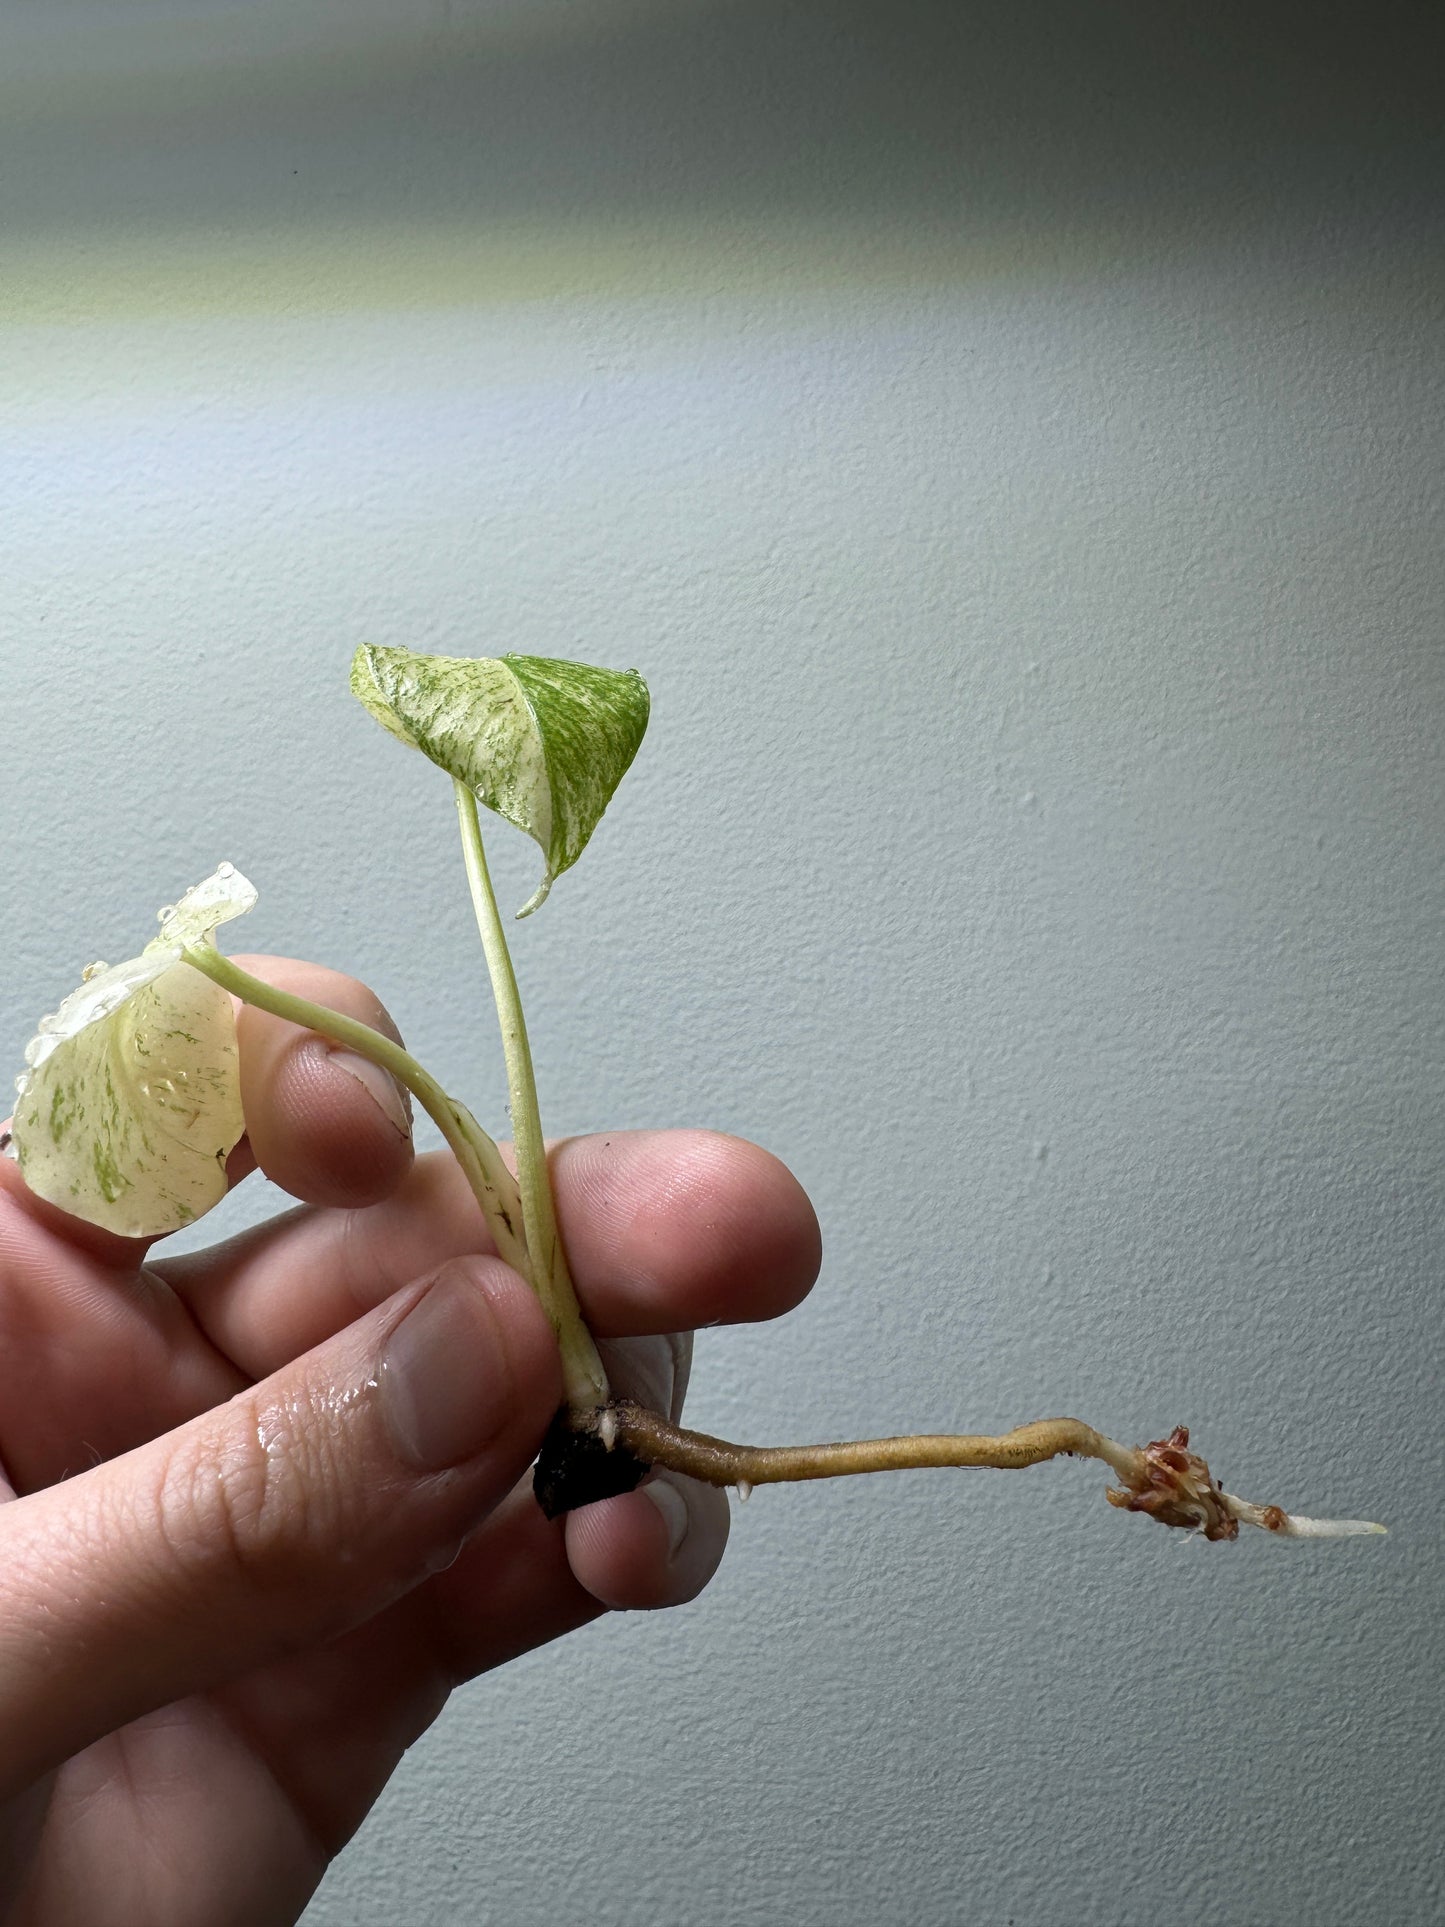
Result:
[11, 647, 1384, 1544]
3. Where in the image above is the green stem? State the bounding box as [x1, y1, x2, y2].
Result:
[179, 944, 532, 1283]
[451, 781, 608, 1410]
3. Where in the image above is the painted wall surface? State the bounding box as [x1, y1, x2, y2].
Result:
[2, 5, 1441, 1922]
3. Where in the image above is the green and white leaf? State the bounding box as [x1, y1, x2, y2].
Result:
[12, 864, 257, 1237]
[350, 646, 649, 915]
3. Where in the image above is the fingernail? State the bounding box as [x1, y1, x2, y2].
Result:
[328, 1049, 412, 1137]
[643, 1477, 690, 1561]
[379, 1271, 515, 1470]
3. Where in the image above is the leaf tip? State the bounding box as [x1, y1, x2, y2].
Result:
[515, 872, 555, 920]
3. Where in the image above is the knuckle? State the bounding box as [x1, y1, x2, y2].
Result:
[152, 1390, 348, 1600]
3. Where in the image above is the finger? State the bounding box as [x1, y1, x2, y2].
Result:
[0, 1183, 246, 1496]
[161, 1131, 821, 1379]
[563, 1332, 729, 1611]
[557, 1131, 822, 1338]
[426, 1469, 732, 1685]
[228, 955, 414, 1208]
[425, 1329, 728, 1678]
[0, 1255, 558, 1800]
[563, 1473, 731, 1612]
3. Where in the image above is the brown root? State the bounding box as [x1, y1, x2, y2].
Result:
[533, 1401, 1384, 1540]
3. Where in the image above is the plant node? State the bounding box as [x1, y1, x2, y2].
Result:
[533, 1404, 651, 1519]
[1103, 1425, 1237, 1540]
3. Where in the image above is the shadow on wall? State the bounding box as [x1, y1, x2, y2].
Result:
[3, 0, 1442, 315]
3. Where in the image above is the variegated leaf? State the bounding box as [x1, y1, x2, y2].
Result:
[350, 646, 649, 914]
[11, 864, 256, 1237]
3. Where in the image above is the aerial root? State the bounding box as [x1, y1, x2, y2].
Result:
[585, 1403, 1385, 1541]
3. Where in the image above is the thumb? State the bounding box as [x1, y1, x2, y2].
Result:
[0, 1257, 560, 1799]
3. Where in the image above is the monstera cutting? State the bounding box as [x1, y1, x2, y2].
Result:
[10, 648, 1384, 1541]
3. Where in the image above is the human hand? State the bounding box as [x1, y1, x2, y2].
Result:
[0, 958, 820, 1926]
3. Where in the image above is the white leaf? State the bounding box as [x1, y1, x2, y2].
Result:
[12, 864, 256, 1237]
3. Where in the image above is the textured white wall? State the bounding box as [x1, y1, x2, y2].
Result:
[3, 5, 1441, 1922]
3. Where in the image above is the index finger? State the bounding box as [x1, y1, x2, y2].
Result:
[226, 953, 415, 1209]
